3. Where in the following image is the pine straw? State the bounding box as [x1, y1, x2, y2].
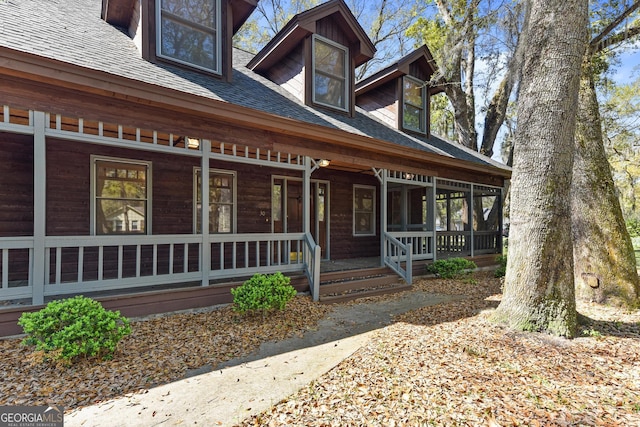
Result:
[1, 272, 639, 427]
[239, 273, 640, 427]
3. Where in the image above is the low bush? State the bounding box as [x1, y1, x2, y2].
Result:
[627, 218, 640, 238]
[426, 258, 477, 279]
[494, 255, 507, 278]
[231, 272, 297, 315]
[18, 295, 131, 364]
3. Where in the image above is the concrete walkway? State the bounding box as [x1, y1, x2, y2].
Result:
[65, 291, 459, 427]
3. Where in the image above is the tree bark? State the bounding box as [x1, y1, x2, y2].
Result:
[493, 0, 588, 338]
[571, 61, 640, 306]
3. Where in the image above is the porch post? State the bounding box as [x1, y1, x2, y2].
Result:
[499, 185, 505, 254]
[380, 169, 387, 267]
[469, 184, 475, 257]
[201, 139, 211, 287]
[432, 179, 437, 261]
[32, 111, 46, 305]
[303, 157, 311, 235]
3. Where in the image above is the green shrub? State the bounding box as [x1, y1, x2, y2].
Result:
[426, 258, 477, 279]
[494, 255, 507, 278]
[18, 295, 131, 363]
[231, 272, 297, 315]
[627, 219, 640, 238]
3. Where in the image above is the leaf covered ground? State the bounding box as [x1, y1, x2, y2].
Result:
[240, 274, 640, 426]
[1, 272, 639, 426]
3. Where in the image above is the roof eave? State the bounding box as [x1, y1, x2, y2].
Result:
[0, 46, 510, 180]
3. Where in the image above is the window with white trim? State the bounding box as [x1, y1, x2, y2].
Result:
[93, 158, 150, 235]
[157, 0, 221, 74]
[402, 76, 426, 133]
[313, 35, 349, 111]
[194, 168, 236, 233]
[353, 185, 376, 236]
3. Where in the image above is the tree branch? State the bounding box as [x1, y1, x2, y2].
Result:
[590, 1, 640, 51]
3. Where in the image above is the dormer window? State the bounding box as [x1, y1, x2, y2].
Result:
[402, 76, 426, 134]
[156, 0, 221, 74]
[312, 35, 349, 111]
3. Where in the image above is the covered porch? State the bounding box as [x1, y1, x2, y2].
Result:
[0, 104, 503, 336]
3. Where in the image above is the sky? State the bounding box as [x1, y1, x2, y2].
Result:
[614, 49, 640, 83]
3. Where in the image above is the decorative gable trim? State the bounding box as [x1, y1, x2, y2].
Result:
[355, 45, 438, 96]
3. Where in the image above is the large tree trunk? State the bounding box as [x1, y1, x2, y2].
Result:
[571, 62, 640, 306]
[492, 0, 588, 338]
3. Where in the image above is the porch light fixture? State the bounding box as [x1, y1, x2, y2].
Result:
[404, 173, 414, 180]
[318, 159, 331, 167]
[187, 137, 201, 149]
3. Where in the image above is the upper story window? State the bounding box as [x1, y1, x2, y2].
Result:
[156, 0, 221, 74]
[402, 76, 426, 133]
[312, 35, 349, 111]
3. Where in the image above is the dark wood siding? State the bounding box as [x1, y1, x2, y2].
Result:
[409, 62, 430, 81]
[46, 139, 304, 236]
[46, 139, 199, 236]
[265, 43, 305, 103]
[0, 132, 34, 237]
[313, 168, 380, 260]
[316, 16, 350, 46]
[355, 80, 398, 128]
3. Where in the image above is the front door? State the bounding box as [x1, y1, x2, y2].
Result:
[273, 178, 329, 259]
[310, 182, 329, 258]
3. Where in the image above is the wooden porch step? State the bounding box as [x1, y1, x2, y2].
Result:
[319, 267, 391, 284]
[318, 271, 410, 304]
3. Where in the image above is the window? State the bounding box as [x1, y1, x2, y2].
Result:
[194, 169, 236, 233]
[353, 185, 376, 236]
[93, 158, 150, 235]
[403, 76, 426, 133]
[313, 36, 349, 111]
[157, 0, 221, 74]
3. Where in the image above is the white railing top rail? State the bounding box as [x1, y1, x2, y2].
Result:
[44, 234, 203, 247]
[213, 232, 306, 243]
[388, 231, 433, 238]
[0, 236, 34, 249]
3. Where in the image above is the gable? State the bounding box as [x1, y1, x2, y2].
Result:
[247, 0, 375, 73]
[355, 45, 437, 95]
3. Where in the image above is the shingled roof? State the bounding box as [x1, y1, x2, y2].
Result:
[0, 0, 509, 173]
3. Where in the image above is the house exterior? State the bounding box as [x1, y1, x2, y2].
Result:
[0, 0, 510, 334]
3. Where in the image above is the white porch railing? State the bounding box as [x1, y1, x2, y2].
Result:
[0, 233, 323, 303]
[303, 233, 321, 302]
[473, 231, 501, 255]
[0, 237, 34, 299]
[44, 235, 203, 296]
[208, 232, 312, 279]
[436, 230, 501, 256]
[383, 232, 412, 285]
[387, 231, 434, 261]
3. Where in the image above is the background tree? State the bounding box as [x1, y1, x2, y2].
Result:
[571, 1, 640, 306]
[492, 0, 588, 337]
[602, 77, 640, 221]
[407, 0, 525, 154]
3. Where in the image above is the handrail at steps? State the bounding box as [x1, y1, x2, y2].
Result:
[303, 233, 321, 301]
[383, 232, 412, 285]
